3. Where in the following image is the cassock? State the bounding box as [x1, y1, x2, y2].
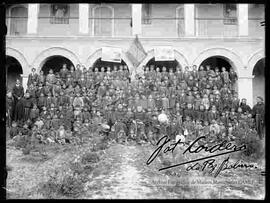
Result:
[252, 102, 265, 138]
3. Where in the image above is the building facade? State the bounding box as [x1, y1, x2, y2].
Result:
[6, 3, 265, 106]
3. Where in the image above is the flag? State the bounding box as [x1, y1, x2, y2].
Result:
[126, 35, 147, 67]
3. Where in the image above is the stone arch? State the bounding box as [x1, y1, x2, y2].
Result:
[32, 47, 80, 72]
[136, 49, 189, 75]
[84, 48, 133, 71]
[192, 47, 244, 74]
[6, 47, 29, 74]
[247, 49, 265, 76]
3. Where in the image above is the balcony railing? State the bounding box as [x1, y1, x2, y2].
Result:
[141, 17, 185, 38]
[195, 18, 238, 37]
[248, 18, 265, 37]
[50, 16, 69, 24]
[88, 17, 132, 37]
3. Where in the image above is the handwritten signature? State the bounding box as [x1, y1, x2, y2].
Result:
[146, 135, 257, 177]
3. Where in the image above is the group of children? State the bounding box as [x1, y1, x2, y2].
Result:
[6, 63, 265, 148]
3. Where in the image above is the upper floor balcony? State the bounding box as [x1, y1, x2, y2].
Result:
[5, 4, 264, 39]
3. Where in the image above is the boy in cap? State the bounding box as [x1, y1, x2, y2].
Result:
[29, 104, 39, 122]
[37, 70, 46, 86]
[201, 94, 210, 110]
[12, 79, 24, 107]
[229, 69, 238, 91]
[206, 65, 215, 78]
[186, 91, 195, 106]
[207, 105, 219, 123]
[183, 103, 194, 121]
[240, 98, 251, 114]
[182, 116, 195, 142]
[74, 64, 82, 83]
[9, 121, 19, 139]
[27, 67, 39, 87]
[22, 91, 33, 122]
[64, 105, 74, 130]
[44, 114, 52, 130]
[183, 66, 191, 82]
[161, 93, 169, 112]
[51, 114, 60, 131]
[6, 91, 14, 127]
[52, 80, 62, 96]
[82, 106, 91, 122]
[46, 69, 56, 87]
[45, 91, 53, 108]
[220, 67, 230, 85]
[37, 92, 46, 110]
[198, 66, 206, 80]
[59, 64, 69, 82]
[78, 74, 87, 88]
[73, 92, 84, 110]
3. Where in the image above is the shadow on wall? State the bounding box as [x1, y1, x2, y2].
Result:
[252, 58, 265, 105]
[7, 73, 22, 91]
[6, 56, 23, 91]
[92, 58, 128, 71]
[253, 75, 265, 104]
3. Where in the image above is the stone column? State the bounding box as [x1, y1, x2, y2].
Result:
[79, 4, 89, 34]
[21, 75, 28, 92]
[184, 4, 195, 36]
[238, 76, 254, 107]
[132, 4, 142, 36]
[27, 4, 39, 34]
[238, 4, 249, 36]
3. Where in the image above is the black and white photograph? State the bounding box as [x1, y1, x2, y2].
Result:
[4, 3, 265, 199]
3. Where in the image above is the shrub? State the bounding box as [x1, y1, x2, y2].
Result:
[60, 174, 84, 197]
[69, 162, 84, 175]
[40, 166, 85, 198]
[22, 144, 31, 155]
[81, 152, 100, 164]
[235, 128, 263, 160]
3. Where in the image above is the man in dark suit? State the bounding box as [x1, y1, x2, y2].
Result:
[27, 67, 39, 87]
[252, 96, 265, 139]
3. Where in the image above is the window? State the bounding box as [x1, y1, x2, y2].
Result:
[9, 6, 28, 35]
[93, 6, 113, 36]
[176, 6, 185, 37]
[50, 4, 70, 24]
[223, 4, 237, 25]
[142, 4, 152, 24]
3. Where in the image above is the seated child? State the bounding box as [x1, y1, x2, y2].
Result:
[64, 129, 72, 144]
[34, 117, 44, 130]
[46, 130, 57, 144]
[9, 121, 19, 139]
[30, 104, 40, 122]
[56, 125, 66, 144]
[51, 114, 60, 130]
[73, 127, 82, 144]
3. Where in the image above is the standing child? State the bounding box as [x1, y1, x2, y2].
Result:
[34, 117, 44, 130]
[51, 114, 60, 131]
[201, 94, 210, 110]
[9, 121, 19, 139]
[220, 67, 230, 85]
[29, 104, 39, 122]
